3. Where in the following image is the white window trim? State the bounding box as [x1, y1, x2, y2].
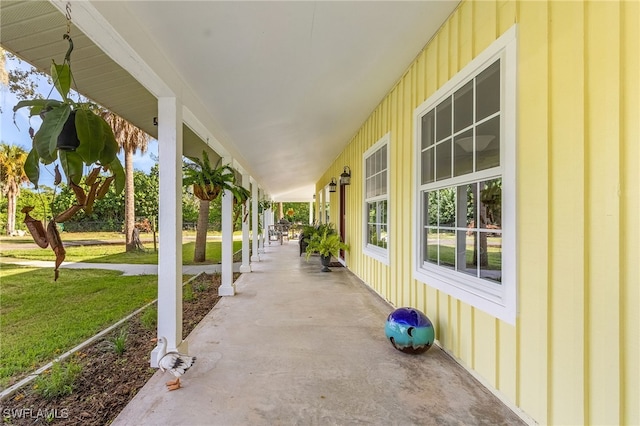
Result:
[363, 132, 390, 265]
[412, 25, 518, 324]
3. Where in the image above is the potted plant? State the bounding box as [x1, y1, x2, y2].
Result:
[14, 36, 124, 280]
[230, 184, 251, 225]
[258, 200, 273, 213]
[304, 228, 349, 272]
[14, 40, 124, 193]
[299, 222, 336, 256]
[183, 151, 237, 201]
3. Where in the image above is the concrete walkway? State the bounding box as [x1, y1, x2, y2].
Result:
[112, 241, 525, 426]
[0, 257, 241, 275]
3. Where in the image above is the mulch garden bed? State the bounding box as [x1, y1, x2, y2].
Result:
[1, 273, 234, 425]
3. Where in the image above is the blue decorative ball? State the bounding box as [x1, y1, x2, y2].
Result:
[385, 307, 435, 354]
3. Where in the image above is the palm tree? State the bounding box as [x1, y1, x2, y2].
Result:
[0, 143, 29, 235]
[183, 151, 238, 262]
[101, 111, 150, 251]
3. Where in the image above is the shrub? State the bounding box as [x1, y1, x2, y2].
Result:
[183, 284, 195, 302]
[109, 328, 128, 356]
[34, 359, 83, 400]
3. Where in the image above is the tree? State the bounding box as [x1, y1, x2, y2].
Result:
[281, 202, 310, 225]
[101, 111, 150, 251]
[183, 152, 239, 263]
[133, 165, 159, 220]
[0, 48, 46, 104]
[0, 143, 29, 235]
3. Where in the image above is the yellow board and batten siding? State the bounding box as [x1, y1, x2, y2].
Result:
[317, 1, 638, 424]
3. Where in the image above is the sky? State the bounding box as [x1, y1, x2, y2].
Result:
[0, 54, 158, 189]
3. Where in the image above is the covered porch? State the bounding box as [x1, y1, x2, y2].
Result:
[1, 1, 529, 423]
[113, 241, 525, 425]
[0, 0, 460, 366]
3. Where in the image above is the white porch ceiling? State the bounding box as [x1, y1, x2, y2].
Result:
[1, 1, 459, 201]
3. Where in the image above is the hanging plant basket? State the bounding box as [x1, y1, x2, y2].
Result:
[56, 110, 80, 151]
[193, 184, 221, 201]
[13, 28, 125, 281]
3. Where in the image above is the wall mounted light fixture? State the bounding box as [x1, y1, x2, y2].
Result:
[340, 166, 351, 186]
[329, 178, 337, 192]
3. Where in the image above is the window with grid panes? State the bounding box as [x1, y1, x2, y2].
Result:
[414, 26, 517, 323]
[363, 133, 389, 263]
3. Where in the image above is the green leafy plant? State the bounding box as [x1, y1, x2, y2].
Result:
[183, 151, 238, 201]
[193, 280, 209, 293]
[109, 328, 128, 356]
[305, 228, 349, 261]
[258, 199, 273, 213]
[183, 284, 195, 302]
[12, 36, 125, 279]
[34, 359, 83, 400]
[230, 184, 251, 224]
[13, 38, 124, 193]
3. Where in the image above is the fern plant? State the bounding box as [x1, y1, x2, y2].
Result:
[183, 151, 238, 201]
[305, 229, 349, 261]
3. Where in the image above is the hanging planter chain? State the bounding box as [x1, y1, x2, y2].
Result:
[63, 2, 74, 63]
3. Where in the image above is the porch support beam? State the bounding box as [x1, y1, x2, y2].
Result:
[250, 179, 260, 262]
[219, 157, 235, 296]
[152, 96, 184, 367]
[239, 173, 252, 273]
[258, 189, 265, 254]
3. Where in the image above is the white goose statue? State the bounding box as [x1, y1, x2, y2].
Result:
[152, 337, 197, 391]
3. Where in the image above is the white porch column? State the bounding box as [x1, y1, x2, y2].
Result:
[239, 173, 252, 273]
[262, 203, 273, 249]
[152, 96, 184, 367]
[309, 201, 313, 224]
[251, 180, 260, 262]
[219, 157, 235, 296]
[258, 189, 265, 254]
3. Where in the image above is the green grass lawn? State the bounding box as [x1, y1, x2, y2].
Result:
[0, 240, 243, 265]
[0, 233, 243, 390]
[0, 265, 161, 390]
[0, 231, 128, 245]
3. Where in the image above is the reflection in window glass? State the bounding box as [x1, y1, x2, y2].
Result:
[437, 188, 456, 227]
[364, 137, 389, 255]
[425, 228, 437, 264]
[476, 60, 500, 121]
[465, 183, 477, 228]
[457, 230, 477, 278]
[436, 139, 452, 181]
[479, 178, 502, 229]
[418, 58, 504, 286]
[367, 201, 388, 249]
[380, 170, 387, 195]
[423, 181, 501, 284]
[436, 97, 452, 141]
[437, 231, 456, 269]
[421, 149, 434, 184]
[453, 129, 473, 177]
[427, 191, 437, 226]
[422, 111, 435, 149]
[476, 117, 500, 171]
[479, 232, 501, 282]
[454, 80, 473, 132]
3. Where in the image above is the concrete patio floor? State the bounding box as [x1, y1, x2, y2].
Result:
[113, 241, 526, 426]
